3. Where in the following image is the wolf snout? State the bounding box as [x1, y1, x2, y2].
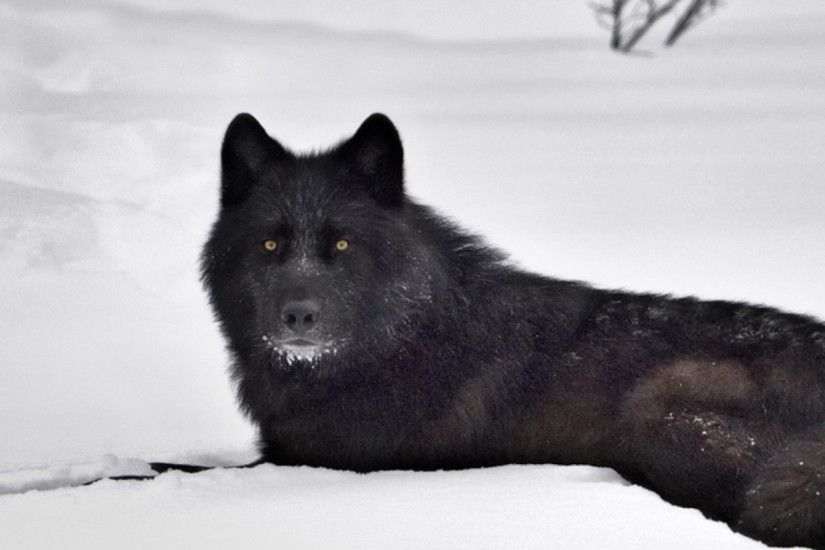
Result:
[281, 299, 321, 335]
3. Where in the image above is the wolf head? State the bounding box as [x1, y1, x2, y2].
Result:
[201, 114, 443, 374]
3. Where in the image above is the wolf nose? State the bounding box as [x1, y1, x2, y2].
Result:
[281, 299, 321, 334]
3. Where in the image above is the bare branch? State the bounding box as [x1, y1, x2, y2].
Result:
[611, 0, 627, 50]
[588, 1, 628, 50]
[588, 0, 720, 53]
[620, 0, 681, 53]
[589, 2, 620, 30]
[665, 0, 720, 46]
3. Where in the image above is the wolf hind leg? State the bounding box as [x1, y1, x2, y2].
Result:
[616, 359, 763, 521]
[737, 429, 825, 549]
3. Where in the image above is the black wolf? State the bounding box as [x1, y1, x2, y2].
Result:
[201, 113, 825, 548]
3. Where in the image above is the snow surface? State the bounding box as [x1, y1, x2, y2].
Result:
[1, 464, 762, 550]
[3, 0, 824, 547]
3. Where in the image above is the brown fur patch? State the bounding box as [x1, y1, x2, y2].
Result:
[616, 359, 762, 519]
[425, 365, 505, 449]
[628, 359, 755, 422]
[444, 373, 496, 433]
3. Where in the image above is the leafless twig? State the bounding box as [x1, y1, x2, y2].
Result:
[620, 0, 681, 52]
[589, 0, 723, 53]
[665, 0, 721, 47]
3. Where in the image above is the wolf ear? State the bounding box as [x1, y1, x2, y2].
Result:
[340, 113, 404, 208]
[220, 113, 288, 207]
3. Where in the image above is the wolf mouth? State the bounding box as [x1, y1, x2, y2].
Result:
[279, 344, 336, 366]
[262, 335, 337, 365]
[282, 338, 320, 347]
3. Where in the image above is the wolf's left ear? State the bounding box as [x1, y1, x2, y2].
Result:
[340, 113, 404, 208]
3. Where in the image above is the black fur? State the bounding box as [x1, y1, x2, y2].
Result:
[202, 113, 825, 548]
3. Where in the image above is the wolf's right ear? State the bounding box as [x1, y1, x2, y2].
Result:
[220, 113, 288, 207]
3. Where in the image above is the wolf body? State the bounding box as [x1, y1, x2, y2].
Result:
[202, 113, 825, 548]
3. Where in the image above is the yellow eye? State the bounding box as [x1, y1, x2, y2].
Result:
[335, 239, 349, 251]
[263, 239, 277, 251]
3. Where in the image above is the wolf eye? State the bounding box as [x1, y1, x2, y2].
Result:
[263, 239, 278, 251]
[335, 239, 349, 251]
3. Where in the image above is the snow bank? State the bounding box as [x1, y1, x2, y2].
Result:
[0, 463, 765, 549]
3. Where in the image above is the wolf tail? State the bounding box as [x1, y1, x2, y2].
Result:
[737, 427, 825, 548]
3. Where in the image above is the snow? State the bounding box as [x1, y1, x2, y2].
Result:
[2, 0, 824, 547]
[1, 464, 763, 550]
